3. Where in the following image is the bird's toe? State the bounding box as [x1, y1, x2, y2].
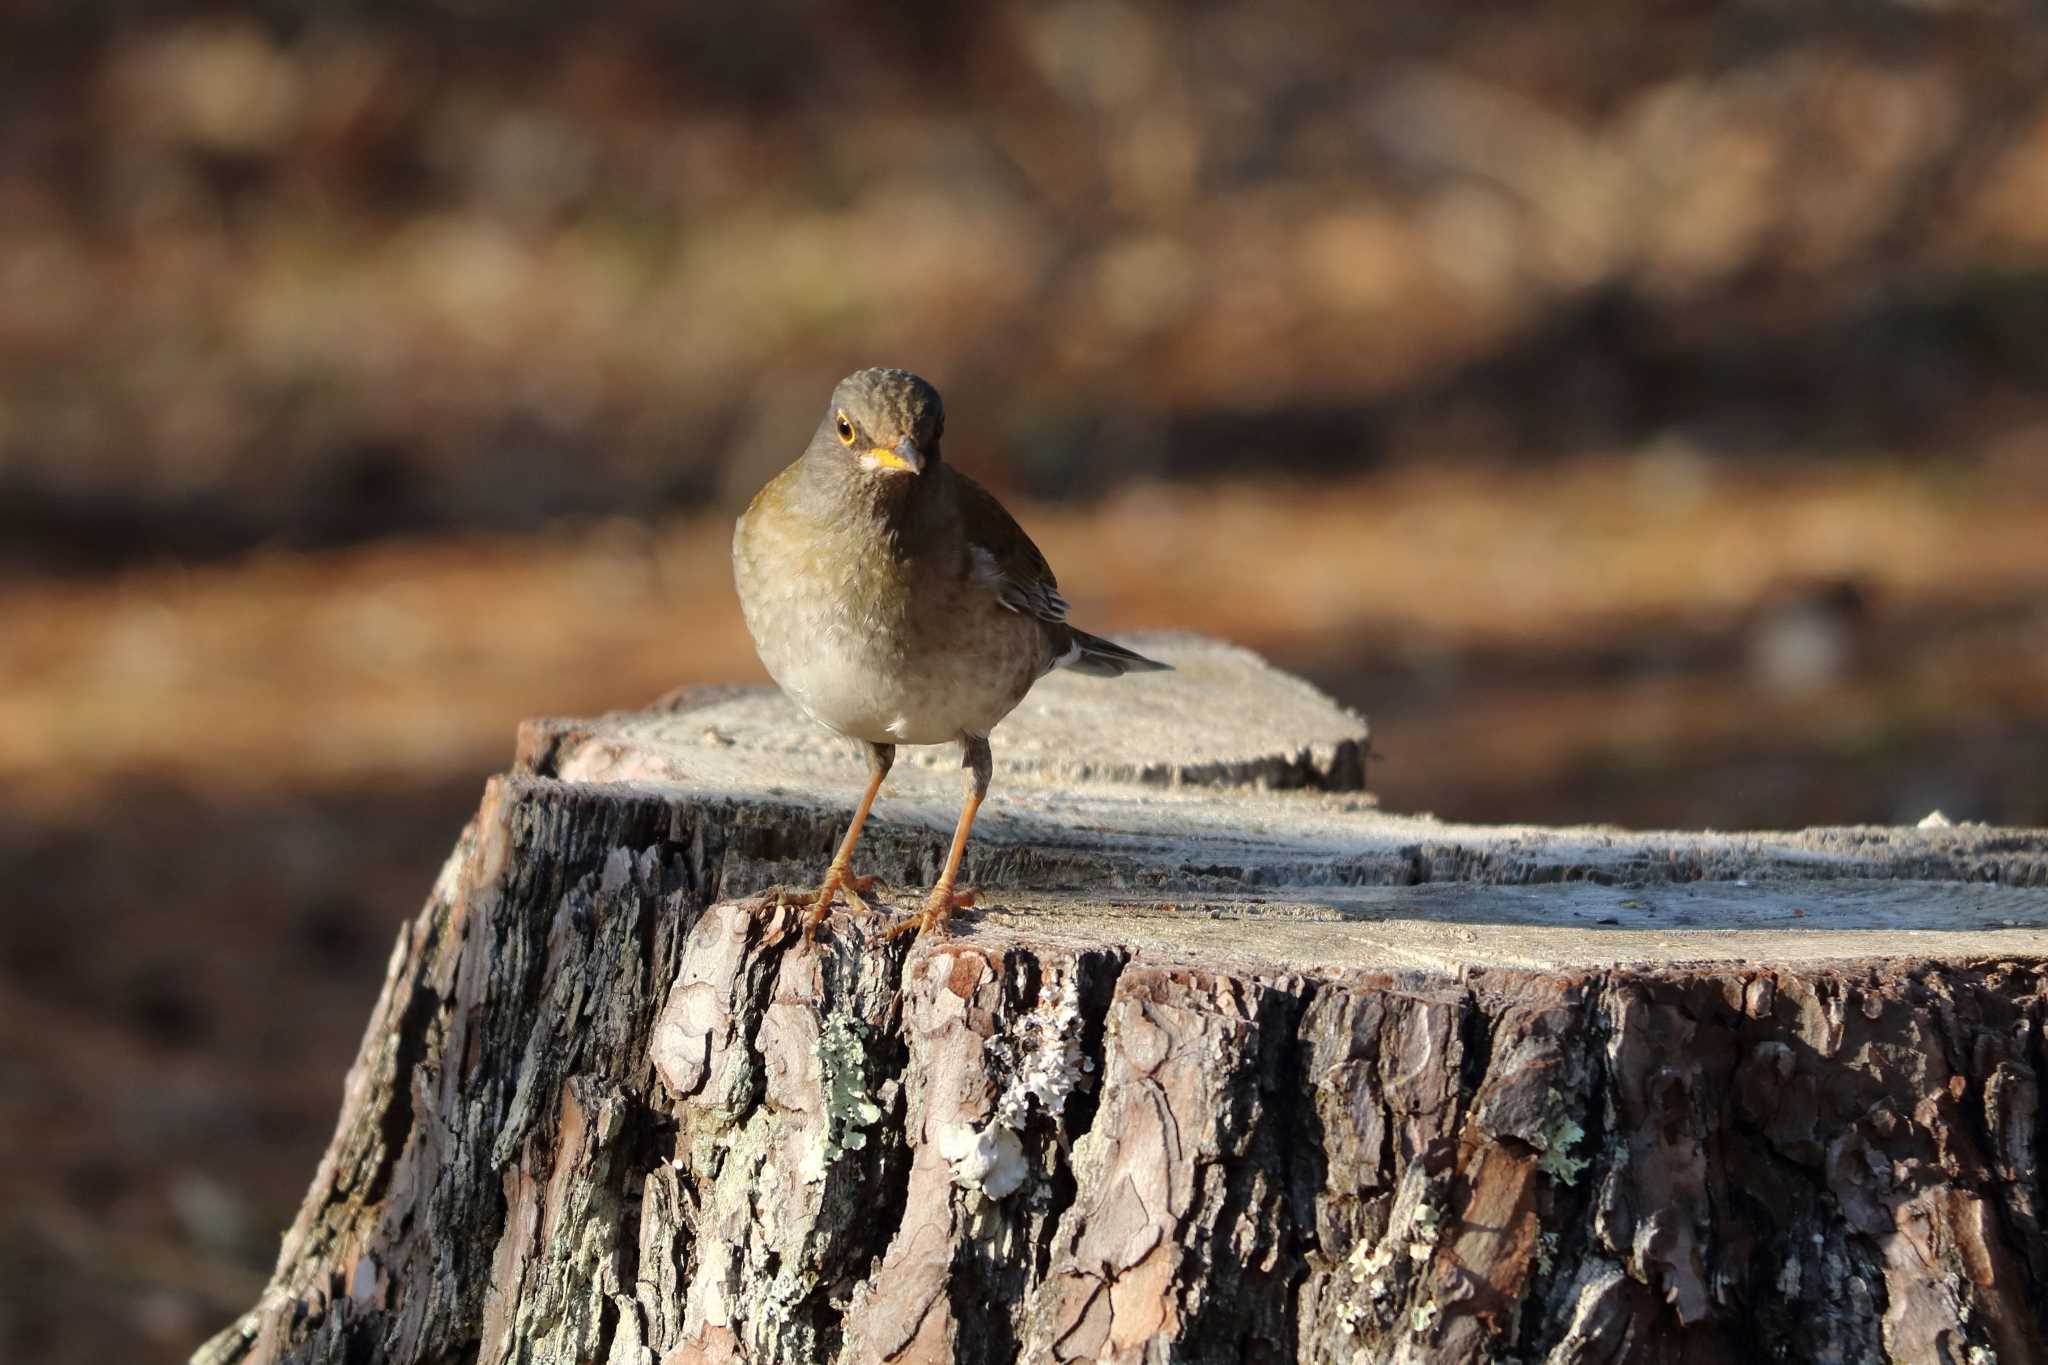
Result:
[883, 886, 977, 943]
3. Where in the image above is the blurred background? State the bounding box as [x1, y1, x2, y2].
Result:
[3, 1, 2047, 1359]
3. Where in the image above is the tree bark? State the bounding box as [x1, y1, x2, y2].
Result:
[196, 638, 2048, 1364]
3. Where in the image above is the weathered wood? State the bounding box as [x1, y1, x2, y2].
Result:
[197, 638, 2048, 1364]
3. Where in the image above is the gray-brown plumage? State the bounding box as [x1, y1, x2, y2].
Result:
[732, 367, 1167, 939]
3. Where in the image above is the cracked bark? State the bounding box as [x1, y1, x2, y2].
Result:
[193, 650, 2048, 1364]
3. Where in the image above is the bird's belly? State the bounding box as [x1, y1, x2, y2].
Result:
[734, 498, 1050, 745]
[752, 601, 1043, 746]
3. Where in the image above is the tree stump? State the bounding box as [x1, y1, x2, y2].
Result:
[196, 636, 2048, 1365]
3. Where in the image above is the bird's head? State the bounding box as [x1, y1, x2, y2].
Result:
[811, 368, 944, 482]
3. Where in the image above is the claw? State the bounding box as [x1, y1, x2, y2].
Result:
[883, 886, 978, 943]
[783, 868, 887, 941]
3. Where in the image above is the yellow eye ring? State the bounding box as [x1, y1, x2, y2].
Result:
[835, 413, 856, 445]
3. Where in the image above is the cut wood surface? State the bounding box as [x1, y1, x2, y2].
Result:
[197, 636, 2048, 1364]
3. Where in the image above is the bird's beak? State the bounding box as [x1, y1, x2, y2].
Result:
[865, 439, 924, 476]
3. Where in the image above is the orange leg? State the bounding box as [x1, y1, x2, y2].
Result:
[887, 735, 990, 943]
[783, 743, 894, 938]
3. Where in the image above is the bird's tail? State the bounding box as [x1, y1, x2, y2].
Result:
[1061, 629, 1173, 677]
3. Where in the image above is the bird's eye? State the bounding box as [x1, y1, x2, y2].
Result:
[835, 413, 855, 445]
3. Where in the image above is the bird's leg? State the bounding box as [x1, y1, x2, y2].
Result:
[784, 742, 894, 938]
[887, 736, 990, 942]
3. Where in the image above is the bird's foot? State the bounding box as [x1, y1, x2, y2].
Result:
[776, 872, 888, 940]
[883, 886, 977, 943]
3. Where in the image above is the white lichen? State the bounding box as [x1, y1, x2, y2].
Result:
[803, 1013, 882, 1182]
[1775, 1253, 1801, 1298]
[1407, 1196, 1443, 1260]
[944, 970, 1091, 1199]
[987, 970, 1092, 1128]
[1334, 1169, 1448, 1335]
[1349, 1236, 1398, 1300]
[937, 1119, 1028, 1199]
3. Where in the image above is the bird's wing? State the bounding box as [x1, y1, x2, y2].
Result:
[953, 471, 1069, 624]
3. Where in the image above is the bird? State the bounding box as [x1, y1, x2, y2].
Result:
[732, 367, 1169, 941]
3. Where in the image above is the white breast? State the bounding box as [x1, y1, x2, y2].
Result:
[734, 489, 1049, 747]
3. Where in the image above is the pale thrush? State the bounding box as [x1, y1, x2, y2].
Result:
[732, 367, 1168, 939]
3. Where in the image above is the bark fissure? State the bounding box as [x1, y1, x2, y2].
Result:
[365, 919, 451, 1209]
[1500, 983, 1603, 1361]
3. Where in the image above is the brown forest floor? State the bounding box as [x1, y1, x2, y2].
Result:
[4, 454, 2048, 1361]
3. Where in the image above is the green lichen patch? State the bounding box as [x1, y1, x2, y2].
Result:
[1533, 1108, 1589, 1186]
[803, 1012, 883, 1182]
